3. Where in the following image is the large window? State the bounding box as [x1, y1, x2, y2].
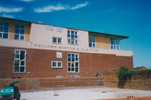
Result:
[0, 23, 9, 39]
[14, 49, 26, 73]
[110, 38, 120, 50]
[14, 25, 25, 40]
[51, 61, 62, 68]
[67, 53, 79, 73]
[89, 35, 95, 47]
[52, 37, 62, 44]
[67, 30, 78, 45]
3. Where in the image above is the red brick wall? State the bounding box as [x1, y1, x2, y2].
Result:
[0, 77, 103, 90]
[0, 46, 133, 78]
[103, 69, 151, 90]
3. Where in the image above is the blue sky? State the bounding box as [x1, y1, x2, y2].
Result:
[0, 0, 151, 68]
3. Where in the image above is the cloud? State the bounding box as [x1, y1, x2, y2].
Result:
[71, 2, 88, 10]
[35, 4, 69, 13]
[0, 6, 23, 13]
[35, 2, 88, 13]
[1, 14, 14, 18]
[20, 0, 34, 2]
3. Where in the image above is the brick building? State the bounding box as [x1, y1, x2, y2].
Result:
[0, 17, 133, 79]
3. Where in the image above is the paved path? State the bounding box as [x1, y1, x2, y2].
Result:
[20, 87, 151, 100]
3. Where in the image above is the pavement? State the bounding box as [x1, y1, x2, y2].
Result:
[20, 86, 151, 100]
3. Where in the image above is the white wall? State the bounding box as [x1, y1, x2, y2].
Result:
[0, 23, 133, 57]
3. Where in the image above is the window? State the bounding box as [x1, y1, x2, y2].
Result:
[67, 30, 78, 45]
[0, 23, 9, 39]
[110, 38, 120, 50]
[14, 25, 25, 40]
[56, 52, 62, 58]
[89, 35, 95, 47]
[52, 37, 62, 44]
[67, 53, 79, 73]
[51, 61, 62, 68]
[46, 25, 53, 30]
[57, 27, 62, 32]
[14, 49, 26, 73]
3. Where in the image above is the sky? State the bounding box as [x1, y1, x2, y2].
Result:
[0, 0, 151, 68]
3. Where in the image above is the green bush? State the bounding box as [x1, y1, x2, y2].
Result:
[117, 66, 133, 80]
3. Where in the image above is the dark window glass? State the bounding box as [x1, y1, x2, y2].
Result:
[53, 62, 56, 67]
[20, 25, 24, 29]
[68, 68, 70, 71]
[20, 35, 24, 40]
[71, 40, 74, 44]
[89, 43, 92, 47]
[20, 30, 24, 34]
[15, 29, 19, 34]
[0, 33, 2, 38]
[58, 62, 62, 67]
[75, 68, 78, 72]
[0, 23, 3, 26]
[67, 32, 70, 38]
[21, 61, 25, 66]
[0, 27, 2, 32]
[15, 60, 19, 67]
[20, 67, 25, 72]
[15, 25, 19, 29]
[68, 39, 70, 44]
[53, 37, 56, 43]
[15, 34, 19, 40]
[58, 38, 61, 43]
[75, 40, 78, 44]
[14, 67, 19, 72]
[4, 23, 8, 27]
[3, 33, 8, 39]
[20, 51, 25, 60]
[4, 28, 8, 32]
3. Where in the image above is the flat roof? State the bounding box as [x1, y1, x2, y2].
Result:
[0, 17, 128, 39]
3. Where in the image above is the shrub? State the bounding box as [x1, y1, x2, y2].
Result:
[117, 66, 133, 80]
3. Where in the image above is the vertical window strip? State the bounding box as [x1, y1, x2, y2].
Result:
[67, 53, 79, 73]
[14, 25, 25, 40]
[52, 37, 62, 44]
[14, 49, 26, 73]
[67, 30, 78, 45]
[110, 38, 120, 50]
[0, 23, 9, 39]
[89, 35, 95, 47]
[51, 61, 62, 68]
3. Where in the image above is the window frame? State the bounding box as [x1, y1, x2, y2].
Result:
[89, 35, 95, 47]
[0, 23, 9, 39]
[57, 27, 62, 32]
[14, 49, 26, 73]
[67, 30, 78, 45]
[51, 61, 62, 68]
[14, 25, 25, 40]
[52, 37, 62, 44]
[67, 53, 79, 73]
[46, 25, 53, 30]
[110, 38, 120, 50]
[56, 52, 62, 58]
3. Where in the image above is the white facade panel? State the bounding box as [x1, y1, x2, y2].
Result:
[0, 23, 133, 57]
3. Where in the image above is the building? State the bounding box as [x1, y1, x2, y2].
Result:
[134, 66, 148, 71]
[0, 17, 133, 79]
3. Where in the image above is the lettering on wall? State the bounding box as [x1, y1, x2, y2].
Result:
[33, 43, 99, 52]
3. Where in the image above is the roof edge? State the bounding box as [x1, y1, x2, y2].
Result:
[0, 17, 129, 39]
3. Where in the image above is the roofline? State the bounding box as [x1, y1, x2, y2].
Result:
[0, 17, 129, 39]
[89, 31, 129, 39]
